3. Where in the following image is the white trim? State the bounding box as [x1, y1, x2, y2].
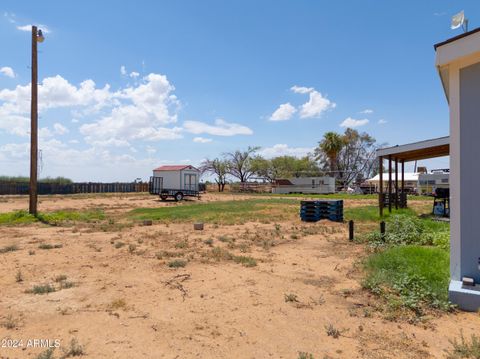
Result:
[436, 31, 480, 67]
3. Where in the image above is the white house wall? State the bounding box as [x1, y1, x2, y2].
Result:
[152, 168, 200, 191]
[153, 170, 180, 189]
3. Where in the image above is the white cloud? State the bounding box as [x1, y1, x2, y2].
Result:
[291, 85, 314, 94]
[4, 12, 16, 24]
[0, 111, 29, 137]
[81, 73, 181, 144]
[299, 90, 336, 118]
[184, 119, 253, 136]
[0, 72, 182, 147]
[39, 127, 53, 139]
[53, 123, 69, 135]
[130, 71, 140, 79]
[0, 71, 209, 181]
[0, 75, 113, 115]
[193, 136, 212, 143]
[146, 146, 156, 154]
[0, 67, 15, 78]
[259, 144, 313, 158]
[16, 24, 50, 34]
[340, 117, 369, 128]
[120, 66, 127, 76]
[269, 103, 296, 121]
[360, 109, 373, 114]
[378, 119, 387, 125]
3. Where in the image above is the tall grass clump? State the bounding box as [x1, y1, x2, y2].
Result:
[0, 209, 105, 226]
[362, 214, 450, 249]
[363, 245, 452, 319]
[0, 210, 37, 225]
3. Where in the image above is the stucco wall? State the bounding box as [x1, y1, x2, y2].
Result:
[459, 62, 480, 282]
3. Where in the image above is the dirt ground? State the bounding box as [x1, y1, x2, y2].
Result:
[0, 193, 478, 359]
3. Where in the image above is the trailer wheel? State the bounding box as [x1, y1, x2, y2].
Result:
[160, 194, 168, 201]
[174, 192, 184, 201]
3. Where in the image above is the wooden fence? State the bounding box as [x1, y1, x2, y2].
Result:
[0, 182, 149, 195]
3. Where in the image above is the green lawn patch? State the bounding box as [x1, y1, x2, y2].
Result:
[0, 210, 37, 225]
[241, 192, 432, 201]
[344, 205, 417, 222]
[129, 199, 299, 224]
[363, 245, 451, 317]
[37, 209, 105, 224]
[0, 209, 105, 226]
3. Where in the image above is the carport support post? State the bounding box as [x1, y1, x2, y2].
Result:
[394, 159, 399, 210]
[388, 155, 392, 213]
[401, 160, 405, 208]
[379, 156, 383, 217]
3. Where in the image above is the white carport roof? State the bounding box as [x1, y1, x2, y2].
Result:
[376, 136, 449, 161]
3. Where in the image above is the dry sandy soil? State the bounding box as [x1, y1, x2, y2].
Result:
[0, 193, 478, 359]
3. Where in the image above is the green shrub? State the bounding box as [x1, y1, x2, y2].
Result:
[27, 284, 56, 295]
[432, 231, 450, 250]
[38, 243, 63, 250]
[35, 348, 55, 359]
[298, 352, 314, 359]
[446, 332, 480, 359]
[233, 255, 257, 267]
[0, 244, 19, 253]
[168, 259, 187, 268]
[362, 215, 450, 249]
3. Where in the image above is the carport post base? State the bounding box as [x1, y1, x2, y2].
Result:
[449, 280, 480, 312]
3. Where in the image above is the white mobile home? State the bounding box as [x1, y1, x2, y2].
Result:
[418, 170, 449, 195]
[272, 177, 335, 194]
[150, 165, 200, 201]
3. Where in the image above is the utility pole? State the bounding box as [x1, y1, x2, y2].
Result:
[29, 26, 44, 215]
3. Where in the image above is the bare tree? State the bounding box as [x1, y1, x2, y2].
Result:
[336, 128, 378, 187]
[224, 146, 260, 183]
[200, 158, 229, 192]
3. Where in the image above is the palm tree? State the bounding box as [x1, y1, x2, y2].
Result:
[315, 132, 344, 177]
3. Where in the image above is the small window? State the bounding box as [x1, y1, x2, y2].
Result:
[441, 178, 449, 183]
[428, 180, 436, 185]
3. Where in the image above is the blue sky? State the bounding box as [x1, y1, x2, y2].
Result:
[0, 0, 472, 181]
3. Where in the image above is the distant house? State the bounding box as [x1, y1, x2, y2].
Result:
[150, 165, 200, 201]
[418, 169, 449, 195]
[365, 170, 449, 195]
[272, 177, 335, 194]
[365, 172, 419, 193]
